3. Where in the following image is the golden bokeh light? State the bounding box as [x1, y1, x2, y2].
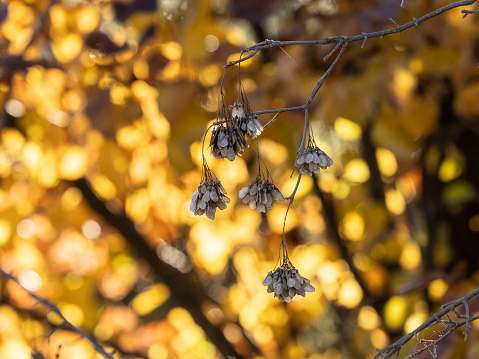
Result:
[376, 148, 398, 177]
[334, 117, 362, 141]
[342, 158, 370, 183]
[385, 189, 406, 215]
[358, 306, 381, 330]
[132, 284, 170, 316]
[0, 2, 476, 358]
[384, 296, 408, 331]
[57, 146, 88, 180]
[340, 211, 365, 241]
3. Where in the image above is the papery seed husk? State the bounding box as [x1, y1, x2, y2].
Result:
[218, 133, 228, 148]
[265, 194, 273, 207]
[296, 153, 306, 165]
[289, 288, 296, 297]
[190, 190, 199, 212]
[234, 139, 242, 154]
[303, 283, 315, 292]
[273, 189, 285, 202]
[305, 152, 314, 163]
[243, 194, 253, 203]
[198, 200, 207, 210]
[239, 187, 249, 199]
[318, 153, 328, 167]
[254, 118, 263, 132]
[267, 287, 274, 293]
[249, 185, 258, 196]
[297, 287, 306, 297]
[203, 191, 211, 202]
[206, 205, 216, 220]
[210, 190, 219, 202]
[194, 209, 205, 217]
[287, 278, 297, 288]
[247, 121, 256, 134]
[226, 149, 236, 161]
[256, 203, 266, 213]
[324, 155, 333, 168]
[300, 166, 311, 176]
[200, 184, 207, 193]
[263, 273, 273, 286]
[273, 282, 283, 295]
[222, 195, 230, 204]
[283, 296, 293, 303]
[312, 151, 320, 164]
[216, 200, 227, 210]
[262, 190, 268, 204]
[249, 201, 257, 210]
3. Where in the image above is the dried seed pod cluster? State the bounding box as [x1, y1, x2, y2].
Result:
[239, 178, 285, 213]
[263, 266, 315, 303]
[190, 179, 230, 220]
[295, 146, 333, 176]
[231, 101, 263, 140]
[210, 124, 249, 161]
[239, 112, 263, 139]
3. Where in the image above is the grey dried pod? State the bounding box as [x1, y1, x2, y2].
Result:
[239, 112, 263, 139]
[190, 178, 230, 220]
[231, 92, 263, 140]
[210, 124, 249, 162]
[239, 178, 284, 213]
[262, 265, 315, 302]
[295, 146, 333, 176]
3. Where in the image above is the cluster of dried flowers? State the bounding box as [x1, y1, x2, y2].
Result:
[295, 143, 333, 176]
[262, 264, 315, 303]
[190, 165, 230, 220]
[210, 123, 249, 161]
[209, 95, 264, 162]
[232, 101, 264, 139]
[191, 83, 334, 302]
[239, 177, 284, 213]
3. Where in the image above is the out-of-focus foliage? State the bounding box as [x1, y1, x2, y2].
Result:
[0, 0, 479, 358]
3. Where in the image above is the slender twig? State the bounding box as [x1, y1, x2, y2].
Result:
[0, 268, 114, 359]
[226, 0, 476, 69]
[373, 287, 479, 359]
[305, 43, 348, 107]
[461, 8, 479, 17]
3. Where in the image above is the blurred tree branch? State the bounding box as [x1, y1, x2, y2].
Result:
[0, 267, 115, 359]
[72, 177, 259, 359]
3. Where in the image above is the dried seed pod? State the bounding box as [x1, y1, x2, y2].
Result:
[295, 145, 333, 176]
[191, 176, 229, 220]
[263, 264, 315, 302]
[210, 120, 249, 162]
[239, 178, 284, 214]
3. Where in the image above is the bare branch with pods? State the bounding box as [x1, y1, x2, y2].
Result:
[191, 0, 479, 303]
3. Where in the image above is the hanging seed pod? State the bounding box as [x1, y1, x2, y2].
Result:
[209, 94, 249, 162]
[239, 178, 284, 213]
[262, 265, 315, 303]
[233, 83, 264, 140]
[295, 134, 333, 176]
[190, 162, 230, 220]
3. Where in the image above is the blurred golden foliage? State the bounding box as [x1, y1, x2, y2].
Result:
[0, 0, 478, 359]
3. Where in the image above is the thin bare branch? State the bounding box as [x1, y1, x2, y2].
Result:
[0, 267, 114, 359]
[373, 287, 479, 359]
